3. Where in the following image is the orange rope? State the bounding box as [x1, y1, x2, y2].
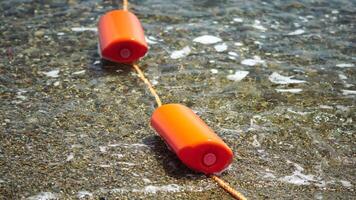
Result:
[132, 63, 162, 107]
[211, 175, 247, 200]
[122, 0, 128, 10]
[125, 1, 247, 199]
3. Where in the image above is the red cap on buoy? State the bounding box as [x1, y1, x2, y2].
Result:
[151, 104, 233, 174]
[98, 10, 148, 63]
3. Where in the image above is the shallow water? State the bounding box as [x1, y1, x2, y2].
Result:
[0, 0, 355, 199]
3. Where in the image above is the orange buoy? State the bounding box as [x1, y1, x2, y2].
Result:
[151, 104, 233, 174]
[98, 10, 148, 63]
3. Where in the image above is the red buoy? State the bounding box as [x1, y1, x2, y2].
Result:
[98, 10, 148, 63]
[151, 104, 233, 174]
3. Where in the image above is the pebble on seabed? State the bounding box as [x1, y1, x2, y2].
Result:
[336, 63, 354, 68]
[170, 46, 191, 59]
[342, 90, 356, 95]
[287, 29, 305, 35]
[226, 70, 249, 81]
[269, 72, 306, 84]
[252, 20, 267, 32]
[241, 56, 265, 66]
[145, 36, 158, 44]
[275, 88, 303, 93]
[43, 69, 60, 78]
[210, 69, 218, 74]
[193, 35, 222, 44]
[233, 17, 243, 23]
[214, 43, 227, 52]
[71, 27, 97, 32]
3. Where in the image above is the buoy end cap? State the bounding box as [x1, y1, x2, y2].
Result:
[203, 153, 217, 167]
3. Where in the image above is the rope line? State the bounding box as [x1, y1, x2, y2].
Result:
[122, 0, 128, 10]
[123, 1, 247, 199]
[132, 63, 162, 107]
[211, 175, 247, 200]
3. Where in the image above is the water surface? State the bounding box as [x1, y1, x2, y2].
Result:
[0, 0, 355, 199]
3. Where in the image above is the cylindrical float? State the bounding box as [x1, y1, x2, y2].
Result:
[151, 104, 233, 174]
[98, 10, 148, 63]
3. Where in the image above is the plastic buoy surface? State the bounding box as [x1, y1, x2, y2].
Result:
[151, 104, 233, 174]
[98, 10, 148, 63]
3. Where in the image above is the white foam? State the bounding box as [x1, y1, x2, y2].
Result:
[43, 69, 59, 78]
[275, 88, 302, 93]
[214, 43, 227, 52]
[57, 32, 65, 36]
[278, 163, 318, 186]
[193, 35, 222, 44]
[72, 70, 86, 75]
[27, 192, 59, 200]
[77, 191, 93, 199]
[342, 90, 356, 95]
[336, 63, 354, 68]
[241, 56, 265, 66]
[170, 46, 191, 59]
[279, 171, 316, 185]
[269, 72, 306, 84]
[263, 172, 276, 179]
[287, 29, 305, 35]
[226, 70, 249, 81]
[252, 20, 267, 32]
[71, 27, 97, 32]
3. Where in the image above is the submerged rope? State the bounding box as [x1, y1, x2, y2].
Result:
[132, 63, 162, 107]
[211, 175, 247, 200]
[123, 1, 247, 199]
[122, 0, 128, 10]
